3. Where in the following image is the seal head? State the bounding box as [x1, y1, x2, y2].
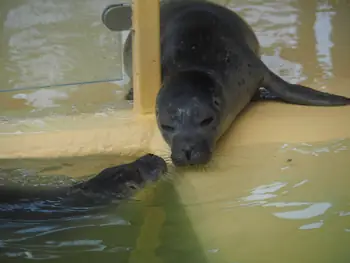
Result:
[134, 153, 168, 183]
[156, 71, 222, 166]
[78, 154, 168, 196]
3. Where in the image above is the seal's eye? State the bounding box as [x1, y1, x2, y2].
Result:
[128, 184, 137, 190]
[161, 124, 175, 132]
[200, 116, 214, 127]
[213, 97, 221, 108]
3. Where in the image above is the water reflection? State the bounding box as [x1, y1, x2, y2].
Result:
[272, 202, 332, 219]
[171, 136, 350, 262]
[236, 139, 349, 229]
[280, 138, 349, 156]
[0, 154, 207, 262]
[0, 0, 125, 92]
[0, 203, 136, 260]
[240, 182, 333, 224]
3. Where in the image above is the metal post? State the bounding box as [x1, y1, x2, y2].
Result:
[132, 0, 161, 114]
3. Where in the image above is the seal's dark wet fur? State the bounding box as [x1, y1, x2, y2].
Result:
[0, 154, 167, 206]
[105, 0, 350, 167]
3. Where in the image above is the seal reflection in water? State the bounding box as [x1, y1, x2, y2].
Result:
[102, 0, 350, 167]
[0, 154, 167, 208]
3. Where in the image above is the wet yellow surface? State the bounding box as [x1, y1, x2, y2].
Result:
[175, 139, 350, 263]
[0, 0, 125, 92]
[0, 0, 350, 262]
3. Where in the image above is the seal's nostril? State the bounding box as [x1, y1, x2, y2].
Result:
[184, 149, 192, 161]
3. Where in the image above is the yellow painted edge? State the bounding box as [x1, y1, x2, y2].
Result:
[131, 0, 161, 115]
[0, 111, 165, 159]
[1, 103, 350, 159]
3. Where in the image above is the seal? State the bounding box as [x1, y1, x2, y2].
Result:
[0, 154, 167, 207]
[102, 0, 350, 166]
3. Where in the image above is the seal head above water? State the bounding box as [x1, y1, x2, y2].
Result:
[156, 70, 223, 166]
[71, 153, 167, 200]
[102, 0, 350, 167]
[0, 154, 167, 206]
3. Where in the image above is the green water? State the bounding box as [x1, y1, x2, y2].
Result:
[0, 155, 206, 262]
[1, 139, 350, 262]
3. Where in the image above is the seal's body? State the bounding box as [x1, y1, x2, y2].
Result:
[103, 0, 350, 166]
[0, 154, 167, 207]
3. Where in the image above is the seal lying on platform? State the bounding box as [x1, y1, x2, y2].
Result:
[102, 0, 350, 167]
[0, 154, 167, 207]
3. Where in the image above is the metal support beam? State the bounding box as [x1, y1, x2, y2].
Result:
[132, 0, 161, 114]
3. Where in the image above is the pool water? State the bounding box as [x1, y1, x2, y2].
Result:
[1, 139, 350, 262]
[0, 154, 205, 262]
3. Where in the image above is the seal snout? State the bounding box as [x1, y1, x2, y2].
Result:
[136, 154, 168, 181]
[171, 137, 212, 167]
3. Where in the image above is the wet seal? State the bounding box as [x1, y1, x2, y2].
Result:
[0, 154, 167, 208]
[102, 0, 350, 167]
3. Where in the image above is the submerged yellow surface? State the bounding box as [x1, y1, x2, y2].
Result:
[0, 0, 350, 262]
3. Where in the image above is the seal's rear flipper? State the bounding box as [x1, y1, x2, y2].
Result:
[262, 69, 350, 106]
[252, 87, 284, 102]
[101, 3, 132, 32]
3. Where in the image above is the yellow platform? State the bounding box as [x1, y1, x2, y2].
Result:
[1, 98, 350, 160]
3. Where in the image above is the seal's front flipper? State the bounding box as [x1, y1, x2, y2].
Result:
[101, 3, 132, 32]
[262, 69, 350, 106]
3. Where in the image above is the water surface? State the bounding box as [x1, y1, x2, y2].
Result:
[0, 154, 205, 262]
